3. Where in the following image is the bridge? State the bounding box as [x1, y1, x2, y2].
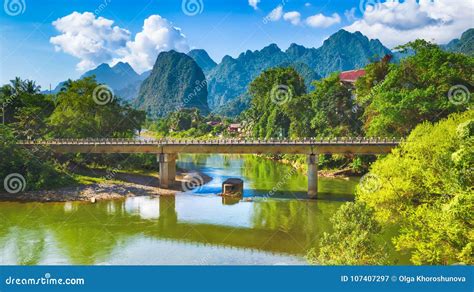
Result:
[18, 138, 400, 198]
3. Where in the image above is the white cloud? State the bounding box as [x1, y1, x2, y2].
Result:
[115, 15, 189, 73]
[266, 5, 283, 22]
[344, 0, 474, 48]
[50, 13, 189, 73]
[248, 0, 260, 10]
[50, 12, 130, 71]
[305, 13, 341, 28]
[283, 11, 301, 25]
[305, 3, 311, 7]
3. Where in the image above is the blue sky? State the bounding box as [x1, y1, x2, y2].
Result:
[1, 0, 472, 89]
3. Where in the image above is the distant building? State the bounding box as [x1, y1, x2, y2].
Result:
[206, 121, 222, 127]
[339, 69, 366, 85]
[228, 123, 242, 133]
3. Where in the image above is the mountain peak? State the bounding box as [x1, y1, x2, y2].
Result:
[187, 49, 217, 74]
[135, 49, 209, 118]
[261, 43, 281, 53]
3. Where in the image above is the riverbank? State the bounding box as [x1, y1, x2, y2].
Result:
[0, 168, 212, 203]
[260, 155, 358, 179]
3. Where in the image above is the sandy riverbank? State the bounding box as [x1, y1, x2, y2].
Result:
[0, 169, 212, 203]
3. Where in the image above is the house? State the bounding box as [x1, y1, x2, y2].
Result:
[227, 123, 242, 133]
[206, 121, 222, 127]
[339, 69, 366, 85]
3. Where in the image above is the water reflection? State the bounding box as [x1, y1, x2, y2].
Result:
[0, 155, 357, 265]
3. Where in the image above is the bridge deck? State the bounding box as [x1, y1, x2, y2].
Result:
[18, 138, 399, 155]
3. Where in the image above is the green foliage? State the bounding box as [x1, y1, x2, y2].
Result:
[48, 77, 145, 138]
[0, 125, 74, 192]
[0, 78, 54, 139]
[243, 67, 306, 138]
[357, 110, 474, 265]
[359, 40, 473, 137]
[305, 73, 362, 137]
[307, 202, 388, 265]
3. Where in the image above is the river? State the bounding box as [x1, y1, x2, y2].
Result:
[0, 154, 361, 265]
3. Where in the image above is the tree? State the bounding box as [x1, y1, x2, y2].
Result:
[357, 110, 474, 264]
[243, 67, 306, 138]
[305, 73, 362, 137]
[0, 78, 54, 138]
[359, 40, 473, 137]
[48, 77, 145, 138]
[307, 202, 388, 265]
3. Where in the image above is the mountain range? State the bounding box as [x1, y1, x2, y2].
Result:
[444, 28, 474, 56]
[50, 28, 474, 118]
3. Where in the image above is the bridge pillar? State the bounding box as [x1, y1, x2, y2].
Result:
[158, 154, 177, 188]
[308, 154, 318, 199]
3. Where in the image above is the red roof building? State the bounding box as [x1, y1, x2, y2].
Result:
[339, 69, 366, 84]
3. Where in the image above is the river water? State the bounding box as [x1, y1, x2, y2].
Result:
[0, 154, 360, 265]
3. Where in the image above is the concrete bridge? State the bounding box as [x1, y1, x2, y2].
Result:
[18, 138, 399, 198]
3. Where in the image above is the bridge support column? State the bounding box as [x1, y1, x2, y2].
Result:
[158, 154, 177, 188]
[308, 154, 318, 199]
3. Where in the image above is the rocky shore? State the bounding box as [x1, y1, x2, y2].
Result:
[0, 170, 212, 203]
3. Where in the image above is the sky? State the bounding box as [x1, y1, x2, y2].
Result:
[1, 0, 473, 89]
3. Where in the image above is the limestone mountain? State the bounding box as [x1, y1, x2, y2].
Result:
[444, 28, 474, 56]
[50, 62, 149, 101]
[207, 29, 391, 112]
[133, 50, 209, 118]
[187, 49, 217, 74]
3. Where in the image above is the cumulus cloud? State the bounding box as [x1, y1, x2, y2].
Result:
[305, 13, 341, 28]
[344, 0, 474, 48]
[265, 5, 283, 22]
[115, 15, 189, 73]
[50, 12, 130, 71]
[283, 11, 301, 25]
[248, 0, 260, 10]
[50, 13, 189, 73]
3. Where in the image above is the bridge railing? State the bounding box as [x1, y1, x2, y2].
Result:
[16, 137, 401, 145]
